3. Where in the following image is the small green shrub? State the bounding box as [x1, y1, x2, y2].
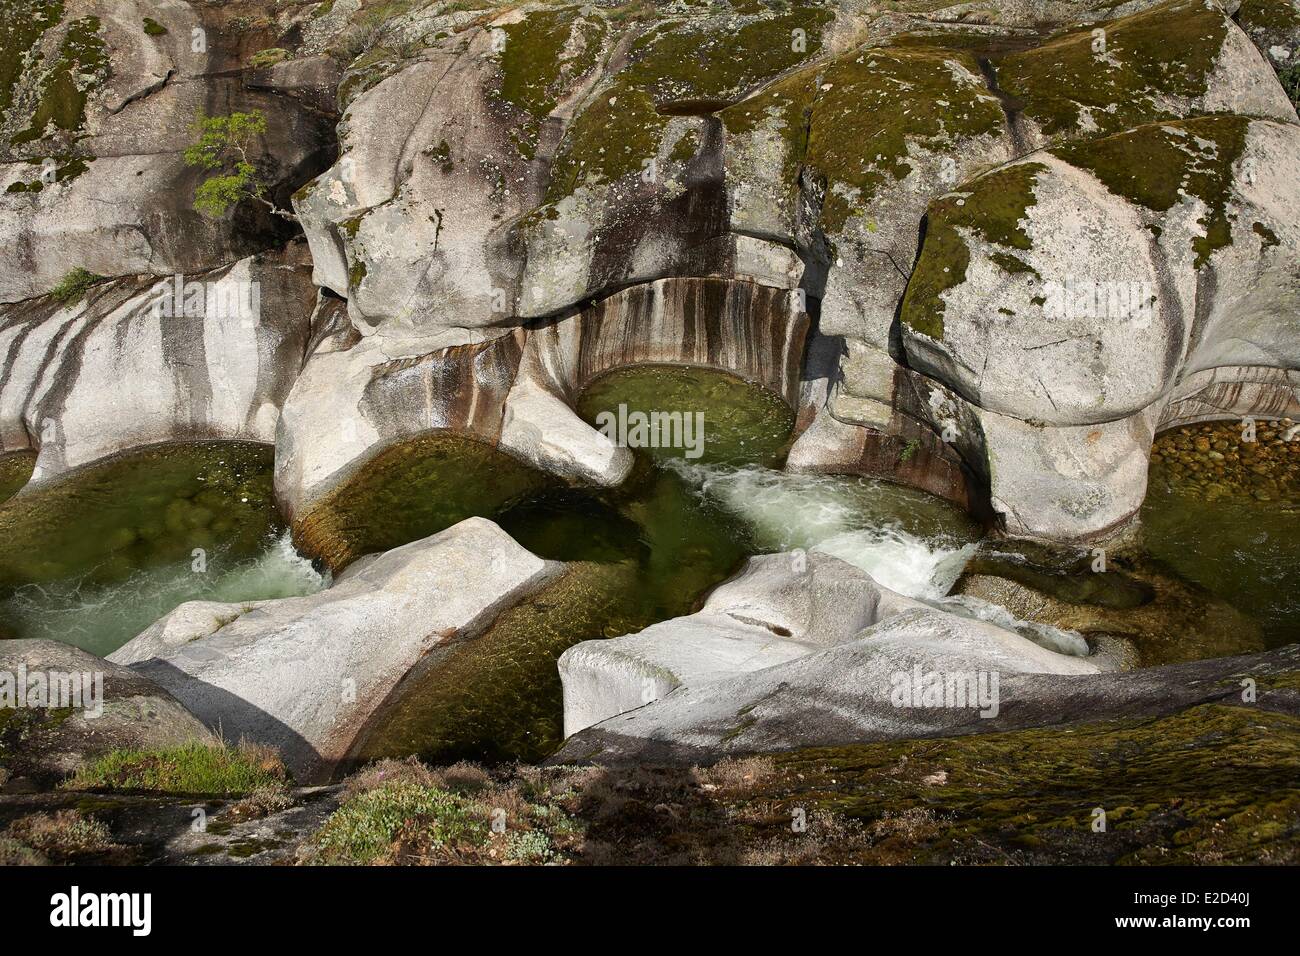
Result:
[308, 781, 490, 865]
[249, 48, 290, 69]
[50, 267, 105, 304]
[64, 740, 288, 796]
[142, 17, 167, 36]
[5, 810, 117, 861]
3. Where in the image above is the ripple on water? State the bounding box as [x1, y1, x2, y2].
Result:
[0, 443, 324, 655]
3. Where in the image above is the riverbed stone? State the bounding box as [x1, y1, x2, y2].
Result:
[111, 518, 562, 782]
[0, 640, 214, 788]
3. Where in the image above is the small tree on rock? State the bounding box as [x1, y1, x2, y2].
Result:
[184, 110, 297, 221]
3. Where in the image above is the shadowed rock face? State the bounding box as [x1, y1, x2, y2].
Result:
[0, 0, 339, 303]
[0, 638, 215, 787]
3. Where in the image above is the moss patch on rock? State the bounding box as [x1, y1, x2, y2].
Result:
[546, 2, 831, 198]
[1053, 116, 1251, 268]
[494, 6, 605, 160]
[900, 161, 1046, 340]
[0, 0, 63, 125]
[11, 14, 108, 147]
[997, 0, 1229, 139]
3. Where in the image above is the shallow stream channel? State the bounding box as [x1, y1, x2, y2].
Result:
[0, 371, 1294, 764]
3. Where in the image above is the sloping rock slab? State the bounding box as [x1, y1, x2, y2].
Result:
[558, 552, 924, 735]
[553, 641, 1300, 766]
[112, 518, 561, 782]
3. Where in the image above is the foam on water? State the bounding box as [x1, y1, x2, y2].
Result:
[668, 462, 980, 600]
[0, 532, 325, 657]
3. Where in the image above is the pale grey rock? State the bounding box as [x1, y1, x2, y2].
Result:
[559, 551, 925, 735]
[110, 518, 561, 782]
[0, 250, 316, 483]
[0, 1, 333, 302]
[558, 603, 1099, 759]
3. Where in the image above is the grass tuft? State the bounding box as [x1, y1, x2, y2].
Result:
[64, 740, 289, 796]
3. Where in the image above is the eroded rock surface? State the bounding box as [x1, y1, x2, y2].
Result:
[111, 517, 562, 782]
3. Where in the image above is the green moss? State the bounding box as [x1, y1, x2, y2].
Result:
[900, 161, 1047, 339]
[12, 15, 108, 147]
[807, 46, 1005, 233]
[248, 47, 290, 69]
[1254, 221, 1281, 248]
[773, 703, 1300, 863]
[547, 4, 831, 197]
[1278, 61, 1300, 112]
[1236, 0, 1300, 34]
[65, 741, 290, 796]
[48, 265, 103, 304]
[495, 7, 605, 160]
[0, 0, 62, 123]
[1053, 116, 1250, 268]
[998, 0, 1229, 139]
[141, 17, 167, 37]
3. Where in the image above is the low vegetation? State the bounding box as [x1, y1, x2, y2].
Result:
[49, 267, 105, 305]
[64, 740, 289, 796]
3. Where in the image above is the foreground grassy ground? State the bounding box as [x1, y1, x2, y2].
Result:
[2, 699, 1296, 865]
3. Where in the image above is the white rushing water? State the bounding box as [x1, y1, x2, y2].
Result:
[0, 532, 326, 657]
[670, 462, 980, 600]
[669, 462, 1091, 656]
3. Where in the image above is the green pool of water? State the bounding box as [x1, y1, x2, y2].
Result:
[576, 364, 796, 467]
[294, 432, 550, 572]
[1141, 473, 1300, 646]
[0, 452, 34, 504]
[0, 442, 323, 655]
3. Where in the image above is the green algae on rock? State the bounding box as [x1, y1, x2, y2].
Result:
[1052, 116, 1250, 268]
[292, 432, 550, 572]
[0, 451, 34, 504]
